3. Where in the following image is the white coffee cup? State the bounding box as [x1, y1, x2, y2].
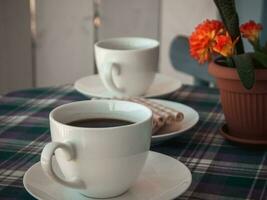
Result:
[40, 100, 152, 198]
[95, 37, 159, 97]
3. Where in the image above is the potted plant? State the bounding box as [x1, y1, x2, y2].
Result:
[189, 0, 267, 145]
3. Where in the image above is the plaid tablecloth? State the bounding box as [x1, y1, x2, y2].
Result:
[0, 85, 266, 200]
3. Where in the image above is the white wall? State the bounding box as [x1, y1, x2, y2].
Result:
[0, 0, 32, 94]
[1, 0, 220, 93]
[35, 0, 160, 87]
[35, 0, 95, 87]
[159, 0, 218, 84]
[98, 0, 160, 40]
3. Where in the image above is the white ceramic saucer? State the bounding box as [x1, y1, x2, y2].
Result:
[150, 99, 199, 144]
[74, 73, 182, 98]
[24, 151, 191, 200]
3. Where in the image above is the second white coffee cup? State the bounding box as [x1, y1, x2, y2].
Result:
[95, 37, 159, 97]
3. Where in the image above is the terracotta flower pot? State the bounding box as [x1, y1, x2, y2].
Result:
[208, 61, 267, 144]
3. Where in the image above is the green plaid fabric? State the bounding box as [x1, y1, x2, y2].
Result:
[0, 85, 266, 200]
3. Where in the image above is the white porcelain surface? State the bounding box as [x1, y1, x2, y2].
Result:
[74, 73, 182, 98]
[24, 151, 192, 200]
[95, 37, 159, 97]
[150, 99, 199, 144]
[41, 100, 152, 198]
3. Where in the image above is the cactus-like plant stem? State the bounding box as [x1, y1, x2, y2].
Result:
[233, 54, 255, 89]
[214, 0, 244, 54]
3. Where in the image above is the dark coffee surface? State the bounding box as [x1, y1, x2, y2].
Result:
[67, 118, 134, 128]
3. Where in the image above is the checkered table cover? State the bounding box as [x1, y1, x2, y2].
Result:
[0, 85, 266, 200]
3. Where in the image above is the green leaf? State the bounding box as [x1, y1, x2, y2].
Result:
[213, 0, 244, 54]
[226, 57, 235, 67]
[215, 57, 235, 68]
[252, 51, 267, 68]
[264, 42, 267, 54]
[232, 54, 255, 89]
[215, 57, 228, 66]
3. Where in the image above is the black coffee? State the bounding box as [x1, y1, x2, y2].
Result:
[67, 118, 134, 128]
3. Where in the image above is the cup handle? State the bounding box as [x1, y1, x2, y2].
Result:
[103, 62, 124, 95]
[41, 142, 85, 189]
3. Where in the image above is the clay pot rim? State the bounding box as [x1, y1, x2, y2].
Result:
[208, 61, 267, 80]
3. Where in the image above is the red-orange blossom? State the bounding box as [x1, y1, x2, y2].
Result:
[189, 20, 225, 63]
[189, 19, 239, 63]
[240, 20, 262, 43]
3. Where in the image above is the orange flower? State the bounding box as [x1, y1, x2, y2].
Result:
[240, 20, 262, 43]
[213, 33, 239, 57]
[189, 20, 225, 64]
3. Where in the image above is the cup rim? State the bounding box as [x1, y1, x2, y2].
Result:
[94, 37, 159, 52]
[49, 100, 152, 131]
